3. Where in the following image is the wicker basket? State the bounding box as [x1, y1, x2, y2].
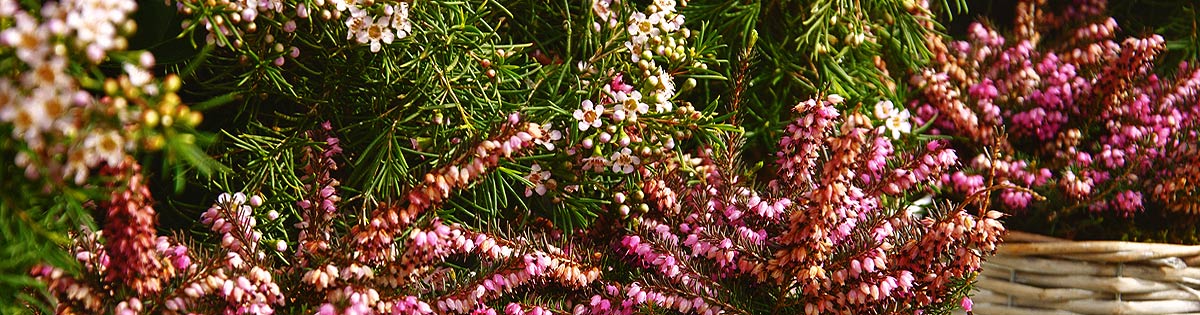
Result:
[970, 231, 1200, 315]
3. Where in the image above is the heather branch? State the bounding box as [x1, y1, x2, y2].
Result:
[349, 119, 548, 265]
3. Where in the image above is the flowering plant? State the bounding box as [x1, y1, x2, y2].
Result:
[32, 97, 1004, 314]
[908, 0, 1200, 241]
[13, 0, 1198, 313]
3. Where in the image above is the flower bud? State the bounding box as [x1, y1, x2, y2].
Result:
[142, 110, 160, 128]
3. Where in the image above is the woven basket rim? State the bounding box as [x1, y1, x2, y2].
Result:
[969, 231, 1200, 314]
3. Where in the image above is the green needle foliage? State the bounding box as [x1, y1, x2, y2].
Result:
[163, 0, 741, 232]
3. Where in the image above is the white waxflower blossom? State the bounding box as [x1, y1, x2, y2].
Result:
[581, 156, 610, 172]
[125, 63, 153, 87]
[3, 101, 46, 145]
[344, 7, 368, 40]
[83, 129, 126, 168]
[524, 163, 552, 196]
[592, 0, 613, 21]
[884, 109, 913, 139]
[333, 0, 357, 13]
[1, 13, 49, 64]
[873, 99, 899, 120]
[654, 69, 675, 96]
[573, 99, 605, 131]
[535, 123, 563, 150]
[610, 148, 641, 174]
[614, 91, 648, 120]
[390, 2, 412, 39]
[25, 55, 70, 88]
[357, 16, 394, 52]
[626, 12, 661, 46]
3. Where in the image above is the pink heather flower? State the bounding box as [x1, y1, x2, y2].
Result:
[607, 74, 634, 94]
[961, 296, 973, 312]
[319, 303, 336, 315]
[1112, 190, 1144, 215]
[610, 148, 641, 174]
[573, 100, 604, 131]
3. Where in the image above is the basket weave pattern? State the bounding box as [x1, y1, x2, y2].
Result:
[971, 232, 1200, 314]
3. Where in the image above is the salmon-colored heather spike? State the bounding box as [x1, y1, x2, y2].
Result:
[100, 159, 164, 297]
[349, 119, 547, 265]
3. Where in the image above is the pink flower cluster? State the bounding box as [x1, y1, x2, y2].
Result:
[294, 121, 343, 267]
[574, 283, 728, 315]
[773, 96, 840, 189]
[911, 2, 1200, 217]
[607, 96, 1002, 314]
[35, 118, 605, 314]
[33, 100, 999, 313]
[200, 192, 266, 266]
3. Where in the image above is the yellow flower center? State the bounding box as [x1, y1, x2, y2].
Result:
[638, 21, 653, 33]
[43, 98, 64, 118]
[368, 25, 383, 39]
[36, 64, 57, 84]
[99, 135, 119, 152]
